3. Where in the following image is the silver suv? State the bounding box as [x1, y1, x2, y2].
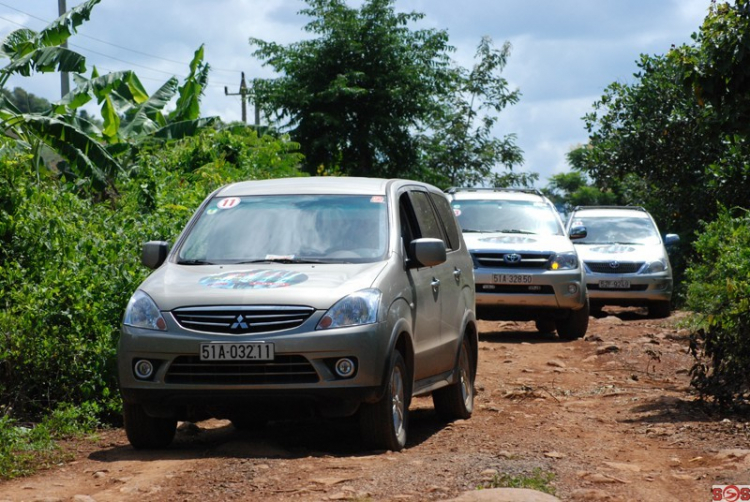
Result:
[118, 177, 477, 451]
[566, 206, 679, 318]
[447, 188, 588, 339]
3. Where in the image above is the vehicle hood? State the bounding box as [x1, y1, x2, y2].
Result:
[573, 243, 665, 263]
[138, 261, 389, 311]
[462, 232, 576, 253]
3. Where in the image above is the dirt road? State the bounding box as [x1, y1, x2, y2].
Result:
[2, 308, 749, 501]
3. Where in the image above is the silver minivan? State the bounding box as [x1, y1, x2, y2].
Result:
[118, 177, 477, 451]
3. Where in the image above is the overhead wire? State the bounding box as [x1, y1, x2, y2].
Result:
[0, 0, 248, 87]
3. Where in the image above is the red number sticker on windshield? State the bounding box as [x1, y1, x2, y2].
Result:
[217, 197, 240, 209]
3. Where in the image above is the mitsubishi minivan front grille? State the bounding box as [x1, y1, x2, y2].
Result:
[165, 355, 319, 385]
[172, 306, 315, 334]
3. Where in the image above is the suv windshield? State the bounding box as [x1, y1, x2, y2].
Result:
[452, 200, 563, 236]
[178, 194, 388, 264]
[571, 215, 660, 245]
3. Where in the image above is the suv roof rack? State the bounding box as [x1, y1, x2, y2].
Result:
[572, 205, 646, 212]
[446, 187, 543, 196]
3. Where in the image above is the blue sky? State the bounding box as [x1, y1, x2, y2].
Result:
[0, 0, 711, 185]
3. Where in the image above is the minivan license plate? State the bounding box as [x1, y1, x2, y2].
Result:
[200, 343, 274, 361]
[493, 274, 532, 284]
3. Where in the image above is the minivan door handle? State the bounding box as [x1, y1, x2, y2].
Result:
[431, 278, 440, 293]
[453, 267, 462, 283]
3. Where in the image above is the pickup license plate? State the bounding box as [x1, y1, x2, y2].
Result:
[492, 274, 533, 284]
[200, 343, 275, 361]
[598, 280, 631, 289]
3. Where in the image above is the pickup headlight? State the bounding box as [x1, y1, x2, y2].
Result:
[642, 260, 667, 274]
[316, 288, 381, 330]
[123, 290, 167, 331]
[548, 252, 578, 270]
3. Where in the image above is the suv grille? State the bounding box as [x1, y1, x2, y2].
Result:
[165, 355, 319, 385]
[473, 252, 552, 269]
[172, 306, 315, 334]
[586, 262, 643, 274]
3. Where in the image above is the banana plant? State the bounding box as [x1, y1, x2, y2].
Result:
[0, 0, 217, 196]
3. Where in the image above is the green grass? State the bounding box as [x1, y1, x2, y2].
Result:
[0, 404, 99, 480]
[480, 467, 556, 495]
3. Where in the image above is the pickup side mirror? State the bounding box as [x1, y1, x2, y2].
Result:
[142, 241, 169, 269]
[664, 233, 680, 248]
[408, 238, 447, 268]
[569, 225, 587, 240]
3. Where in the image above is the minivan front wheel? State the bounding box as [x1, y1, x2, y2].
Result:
[556, 301, 590, 340]
[433, 336, 475, 420]
[123, 403, 177, 449]
[359, 351, 409, 451]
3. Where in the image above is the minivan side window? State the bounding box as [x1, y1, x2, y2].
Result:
[429, 192, 460, 251]
[408, 190, 445, 242]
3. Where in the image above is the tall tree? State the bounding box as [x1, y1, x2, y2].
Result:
[250, 0, 523, 184]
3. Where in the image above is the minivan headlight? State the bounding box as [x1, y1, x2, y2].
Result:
[123, 290, 167, 331]
[642, 259, 667, 274]
[316, 288, 381, 330]
[548, 252, 578, 270]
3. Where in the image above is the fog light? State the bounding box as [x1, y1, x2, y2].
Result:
[134, 359, 154, 380]
[335, 358, 356, 378]
[567, 284, 579, 294]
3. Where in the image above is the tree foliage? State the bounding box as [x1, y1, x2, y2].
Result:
[250, 0, 524, 185]
[578, 0, 750, 243]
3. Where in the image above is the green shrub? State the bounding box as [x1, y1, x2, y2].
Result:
[0, 126, 304, 426]
[685, 207, 750, 407]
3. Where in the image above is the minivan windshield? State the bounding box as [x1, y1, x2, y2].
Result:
[452, 200, 564, 236]
[571, 215, 660, 245]
[178, 194, 389, 264]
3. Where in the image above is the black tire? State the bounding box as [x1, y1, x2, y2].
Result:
[433, 337, 475, 421]
[648, 300, 671, 319]
[535, 319, 557, 334]
[359, 351, 409, 451]
[123, 403, 177, 450]
[556, 301, 590, 340]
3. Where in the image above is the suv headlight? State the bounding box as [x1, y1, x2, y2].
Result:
[316, 288, 381, 330]
[123, 290, 167, 331]
[642, 259, 667, 274]
[548, 252, 578, 270]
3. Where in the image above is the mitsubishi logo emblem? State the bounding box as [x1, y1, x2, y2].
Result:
[609, 261, 620, 269]
[231, 314, 248, 329]
[504, 253, 521, 264]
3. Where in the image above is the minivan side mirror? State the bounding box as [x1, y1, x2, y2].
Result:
[142, 241, 170, 269]
[408, 238, 447, 268]
[569, 225, 587, 240]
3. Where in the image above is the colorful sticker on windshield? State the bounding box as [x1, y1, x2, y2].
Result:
[370, 196, 385, 203]
[217, 197, 241, 209]
[200, 269, 308, 289]
[453, 208, 462, 216]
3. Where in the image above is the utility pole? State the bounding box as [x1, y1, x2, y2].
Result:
[58, 0, 70, 98]
[225, 72, 259, 125]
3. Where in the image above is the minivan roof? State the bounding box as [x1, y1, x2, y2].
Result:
[217, 177, 429, 197]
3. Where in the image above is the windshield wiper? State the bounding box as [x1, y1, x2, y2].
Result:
[495, 229, 536, 234]
[177, 259, 215, 265]
[235, 258, 330, 264]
